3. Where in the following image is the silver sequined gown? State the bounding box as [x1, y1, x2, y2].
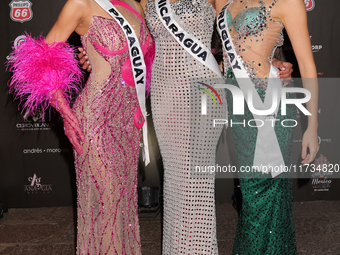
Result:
[145, 0, 227, 254]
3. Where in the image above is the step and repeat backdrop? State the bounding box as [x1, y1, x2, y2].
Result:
[0, 0, 339, 208]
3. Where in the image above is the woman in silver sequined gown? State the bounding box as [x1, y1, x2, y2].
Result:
[141, 0, 227, 253]
[79, 0, 294, 253]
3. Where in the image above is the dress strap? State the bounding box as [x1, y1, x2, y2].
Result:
[267, 0, 280, 23]
[110, 0, 151, 43]
[110, 0, 146, 25]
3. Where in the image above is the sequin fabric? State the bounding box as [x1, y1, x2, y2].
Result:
[222, 0, 297, 254]
[224, 0, 284, 90]
[72, 2, 153, 254]
[145, 0, 227, 254]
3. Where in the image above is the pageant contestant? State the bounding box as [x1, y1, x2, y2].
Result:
[79, 0, 293, 253]
[7, 0, 154, 253]
[216, 0, 319, 254]
[141, 0, 294, 253]
[143, 0, 227, 253]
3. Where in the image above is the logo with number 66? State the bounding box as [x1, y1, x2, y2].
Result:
[9, 0, 33, 23]
[304, 0, 315, 12]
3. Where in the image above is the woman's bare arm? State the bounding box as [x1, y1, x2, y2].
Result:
[273, 0, 319, 164]
[45, 0, 90, 43]
[45, 0, 90, 154]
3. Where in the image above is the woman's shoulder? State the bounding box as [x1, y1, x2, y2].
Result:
[269, 0, 306, 10]
[269, 0, 307, 23]
[64, 0, 91, 13]
[127, 0, 146, 18]
[61, 0, 92, 34]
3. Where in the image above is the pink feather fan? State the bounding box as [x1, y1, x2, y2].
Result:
[6, 33, 83, 115]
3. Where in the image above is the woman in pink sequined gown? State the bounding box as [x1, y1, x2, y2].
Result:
[44, 0, 154, 253]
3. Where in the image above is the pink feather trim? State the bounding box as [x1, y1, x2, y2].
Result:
[6, 33, 83, 114]
[144, 38, 155, 97]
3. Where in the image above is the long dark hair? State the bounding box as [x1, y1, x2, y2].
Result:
[211, 21, 223, 65]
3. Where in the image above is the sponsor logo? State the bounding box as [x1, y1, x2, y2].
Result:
[24, 173, 52, 194]
[305, 0, 315, 11]
[312, 44, 323, 53]
[310, 36, 323, 53]
[311, 155, 332, 192]
[6, 34, 27, 60]
[293, 135, 331, 144]
[23, 148, 69, 154]
[318, 136, 331, 145]
[9, 0, 33, 23]
[16, 109, 55, 131]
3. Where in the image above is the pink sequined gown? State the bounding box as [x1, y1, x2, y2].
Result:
[72, 1, 154, 254]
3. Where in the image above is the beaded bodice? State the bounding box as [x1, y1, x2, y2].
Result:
[145, 0, 215, 50]
[223, 0, 284, 89]
[81, 13, 150, 86]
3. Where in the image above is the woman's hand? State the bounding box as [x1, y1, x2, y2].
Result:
[301, 128, 319, 165]
[78, 47, 92, 72]
[272, 59, 293, 79]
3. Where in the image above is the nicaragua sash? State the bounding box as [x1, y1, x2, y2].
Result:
[216, 0, 285, 177]
[155, 0, 223, 78]
[94, 0, 150, 165]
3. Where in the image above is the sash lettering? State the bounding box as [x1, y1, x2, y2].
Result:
[155, 0, 223, 78]
[216, 0, 286, 177]
[94, 0, 150, 165]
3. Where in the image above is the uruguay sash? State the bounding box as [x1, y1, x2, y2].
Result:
[155, 0, 223, 78]
[216, 0, 285, 177]
[94, 0, 150, 165]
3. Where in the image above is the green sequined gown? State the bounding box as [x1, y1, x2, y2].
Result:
[222, 0, 298, 254]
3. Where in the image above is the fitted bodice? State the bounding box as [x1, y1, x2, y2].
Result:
[145, 0, 215, 50]
[81, 8, 150, 88]
[74, 1, 154, 134]
[145, 0, 218, 81]
[223, 0, 284, 88]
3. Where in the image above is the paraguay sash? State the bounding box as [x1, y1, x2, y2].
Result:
[155, 0, 223, 78]
[94, 0, 150, 165]
[216, 0, 285, 177]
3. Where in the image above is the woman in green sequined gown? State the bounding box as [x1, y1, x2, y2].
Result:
[216, 0, 319, 254]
